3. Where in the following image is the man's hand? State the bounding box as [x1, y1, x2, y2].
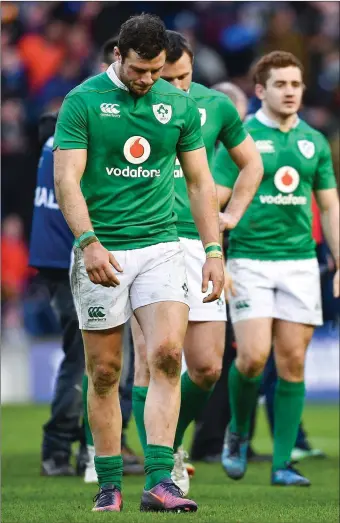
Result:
[333, 269, 339, 298]
[82, 242, 122, 287]
[219, 211, 239, 232]
[224, 265, 236, 300]
[202, 258, 224, 303]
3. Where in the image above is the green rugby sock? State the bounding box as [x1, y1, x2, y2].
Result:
[132, 386, 148, 453]
[174, 371, 213, 451]
[229, 361, 262, 437]
[82, 374, 94, 446]
[273, 378, 305, 471]
[94, 455, 123, 490]
[144, 444, 174, 490]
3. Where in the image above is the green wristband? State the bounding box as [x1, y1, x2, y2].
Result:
[205, 244, 222, 254]
[75, 231, 95, 248]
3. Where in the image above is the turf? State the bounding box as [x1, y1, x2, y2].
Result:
[2, 403, 339, 523]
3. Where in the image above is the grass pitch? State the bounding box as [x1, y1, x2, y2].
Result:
[2, 403, 339, 523]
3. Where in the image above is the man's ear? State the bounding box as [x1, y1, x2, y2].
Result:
[114, 46, 122, 63]
[255, 83, 265, 101]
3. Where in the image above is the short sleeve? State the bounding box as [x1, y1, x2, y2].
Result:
[53, 93, 88, 150]
[213, 142, 239, 188]
[313, 135, 337, 191]
[177, 97, 204, 152]
[217, 96, 248, 150]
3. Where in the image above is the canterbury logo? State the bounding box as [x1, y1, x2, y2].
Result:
[235, 300, 250, 310]
[100, 103, 120, 115]
[88, 306, 106, 318]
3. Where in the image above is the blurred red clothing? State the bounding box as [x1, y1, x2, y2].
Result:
[18, 34, 65, 93]
[1, 236, 34, 298]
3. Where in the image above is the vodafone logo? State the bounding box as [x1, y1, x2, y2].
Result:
[274, 166, 300, 193]
[123, 136, 150, 165]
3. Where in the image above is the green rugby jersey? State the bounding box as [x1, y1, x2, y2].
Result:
[54, 64, 204, 250]
[214, 109, 337, 260]
[174, 82, 247, 239]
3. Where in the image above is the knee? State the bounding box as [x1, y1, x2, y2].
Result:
[237, 351, 267, 378]
[190, 363, 222, 390]
[150, 339, 182, 379]
[88, 357, 122, 397]
[277, 349, 305, 380]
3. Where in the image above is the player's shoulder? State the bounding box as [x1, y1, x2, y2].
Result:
[190, 82, 232, 105]
[151, 78, 190, 99]
[65, 73, 117, 101]
[243, 114, 262, 132]
[297, 119, 328, 144]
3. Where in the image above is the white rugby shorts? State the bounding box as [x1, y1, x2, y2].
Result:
[227, 258, 322, 326]
[70, 241, 189, 330]
[180, 237, 227, 322]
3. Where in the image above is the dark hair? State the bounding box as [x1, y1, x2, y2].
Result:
[118, 13, 168, 61]
[101, 36, 119, 66]
[165, 30, 194, 64]
[252, 51, 304, 86]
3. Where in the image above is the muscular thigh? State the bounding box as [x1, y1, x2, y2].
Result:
[134, 301, 189, 361]
[233, 318, 273, 367]
[184, 321, 225, 371]
[273, 319, 314, 378]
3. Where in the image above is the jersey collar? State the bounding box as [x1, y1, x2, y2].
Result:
[106, 64, 128, 91]
[255, 109, 300, 129]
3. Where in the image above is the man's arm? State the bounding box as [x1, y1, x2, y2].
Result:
[178, 146, 224, 302]
[222, 135, 263, 229]
[178, 147, 220, 247]
[315, 188, 340, 297]
[53, 92, 122, 287]
[216, 185, 233, 210]
[54, 148, 93, 237]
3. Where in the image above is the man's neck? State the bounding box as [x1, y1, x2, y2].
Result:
[113, 63, 124, 86]
[261, 105, 298, 133]
[106, 63, 128, 91]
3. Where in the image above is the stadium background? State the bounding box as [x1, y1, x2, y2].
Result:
[1, 2, 339, 522]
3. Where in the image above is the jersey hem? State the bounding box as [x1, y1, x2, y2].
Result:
[99, 235, 179, 251]
[177, 229, 200, 240]
[177, 143, 204, 153]
[227, 251, 317, 261]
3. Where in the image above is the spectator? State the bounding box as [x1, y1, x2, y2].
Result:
[1, 214, 32, 313]
[18, 18, 66, 94]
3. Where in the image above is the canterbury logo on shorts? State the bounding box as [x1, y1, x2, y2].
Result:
[88, 306, 106, 319]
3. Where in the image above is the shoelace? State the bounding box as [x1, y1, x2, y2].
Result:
[228, 433, 241, 458]
[160, 481, 184, 498]
[285, 461, 303, 476]
[93, 487, 118, 504]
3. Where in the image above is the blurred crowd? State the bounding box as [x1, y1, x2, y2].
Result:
[1, 1, 339, 328]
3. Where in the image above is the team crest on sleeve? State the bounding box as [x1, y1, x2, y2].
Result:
[198, 108, 207, 126]
[152, 104, 172, 124]
[297, 140, 315, 159]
